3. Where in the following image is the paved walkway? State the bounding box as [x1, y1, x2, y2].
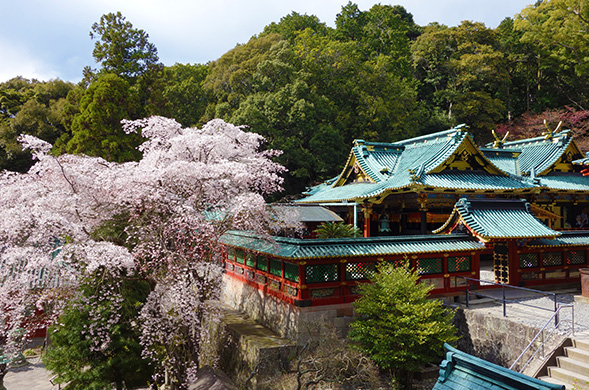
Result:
[465, 287, 589, 338]
[4, 360, 59, 390]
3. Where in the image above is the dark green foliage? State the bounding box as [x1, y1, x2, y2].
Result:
[156, 63, 210, 127]
[89, 12, 160, 81]
[43, 271, 152, 390]
[0, 77, 74, 171]
[64, 74, 142, 162]
[5, 2, 589, 190]
[348, 262, 458, 388]
[314, 221, 361, 238]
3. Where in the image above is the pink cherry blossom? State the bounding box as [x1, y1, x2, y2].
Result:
[0, 117, 286, 389]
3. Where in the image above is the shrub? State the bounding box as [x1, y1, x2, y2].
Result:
[348, 262, 458, 388]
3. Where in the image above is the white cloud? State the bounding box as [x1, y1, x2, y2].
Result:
[0, 39, 60, 82]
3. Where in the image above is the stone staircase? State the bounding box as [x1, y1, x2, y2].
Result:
[539, 338, 589, 389]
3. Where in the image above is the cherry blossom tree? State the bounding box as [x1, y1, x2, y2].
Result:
[0, 117, 286, 389]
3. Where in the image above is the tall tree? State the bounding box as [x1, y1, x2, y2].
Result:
[411, 21, 508, 141]
[87, 11, 161, 82]
[64, 74, 142, 162]
[496, 17, 540, 116]
[156, 63, 210, 127]
[262, 11, 330, 42]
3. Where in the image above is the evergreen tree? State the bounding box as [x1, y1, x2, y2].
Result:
[64, 74, 142, 162]
[348, 262, 457, 389]
[44, 270, 152, 390]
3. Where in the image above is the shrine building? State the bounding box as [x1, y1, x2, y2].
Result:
[221, 124, 589, 338]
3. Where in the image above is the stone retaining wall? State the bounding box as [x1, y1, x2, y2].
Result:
[223, 275, 565, 378]
[454, 306, 566, 377]
[221, 275, 354, 339]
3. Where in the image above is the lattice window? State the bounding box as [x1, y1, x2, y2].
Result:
[269, 259, 282, 277]
[346, 262, 376, 280]
[543, 252, 563, 267]
[566, 250, 586, 265]
[447, 256, 471, 273]
[519, 252, 539, 268]
[389, 259, 409, 269]
[284, 262, 299, 282]
[256, 256, 268, 272]
[245, 253, 255, 268]
[235, 249, 245, 264]
[305, 264, 339, 283]
[416, 258, 443, 275]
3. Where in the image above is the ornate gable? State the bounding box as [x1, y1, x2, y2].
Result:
[429, 132, 509, 176]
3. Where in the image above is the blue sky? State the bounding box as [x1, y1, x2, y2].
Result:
[0, 0, 534, 83]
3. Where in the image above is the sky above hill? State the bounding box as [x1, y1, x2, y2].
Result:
[1, 0, 534, 83]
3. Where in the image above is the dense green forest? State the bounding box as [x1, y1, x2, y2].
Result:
[2, 1, 589, 195]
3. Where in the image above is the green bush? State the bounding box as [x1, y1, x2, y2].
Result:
[43, 270, 152, 390]
[348, 262, 458, 388]
[314, 221, 361, 238]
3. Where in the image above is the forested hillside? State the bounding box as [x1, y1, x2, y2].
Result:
[2, 1, 589, 195]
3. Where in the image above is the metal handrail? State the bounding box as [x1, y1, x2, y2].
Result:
[459, 276, 560, 326]
[509, 303, 575, 373]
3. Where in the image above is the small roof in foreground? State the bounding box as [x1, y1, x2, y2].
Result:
[433, 344, 564, 390]
[220, 231, 484, 260]
[434, 198, 560, 241]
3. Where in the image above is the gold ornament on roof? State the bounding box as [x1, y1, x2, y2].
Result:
[542, 120, 562, 140]
[491, 129, 509, 148]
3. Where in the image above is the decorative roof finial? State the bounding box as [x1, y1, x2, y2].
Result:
[455, 124, 469, 132]
[542, 120, 562, 140]
[491, 129, 509, 148]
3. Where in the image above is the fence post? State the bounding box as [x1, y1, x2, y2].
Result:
[554, 293, 558, 328]
[502, 285, 506, 317]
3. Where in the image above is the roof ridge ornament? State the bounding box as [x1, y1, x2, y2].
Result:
[408, 163, 425, 183]
[455, 124, 469, 132]
[542, 120, 562, 140]
[491, 129, 509, 148]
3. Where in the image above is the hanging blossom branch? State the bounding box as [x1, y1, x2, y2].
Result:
[1, 117, 287, 390]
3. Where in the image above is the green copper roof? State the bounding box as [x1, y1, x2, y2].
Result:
[435, 198, 560, 241]
[537, 173, 589, 191]
[527, 231, 589, 248]
[300, 171, 536, 203]
[433, 344, 564, 390]
[220, 231, 484, 260]
[299, 181, 381, 203]
[491, 131, 580, 175]
[351, 141, 404, 182]
[480, 147, 521, 175]
[419, 171, 534, 191]
[299, 125, 544, 204]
